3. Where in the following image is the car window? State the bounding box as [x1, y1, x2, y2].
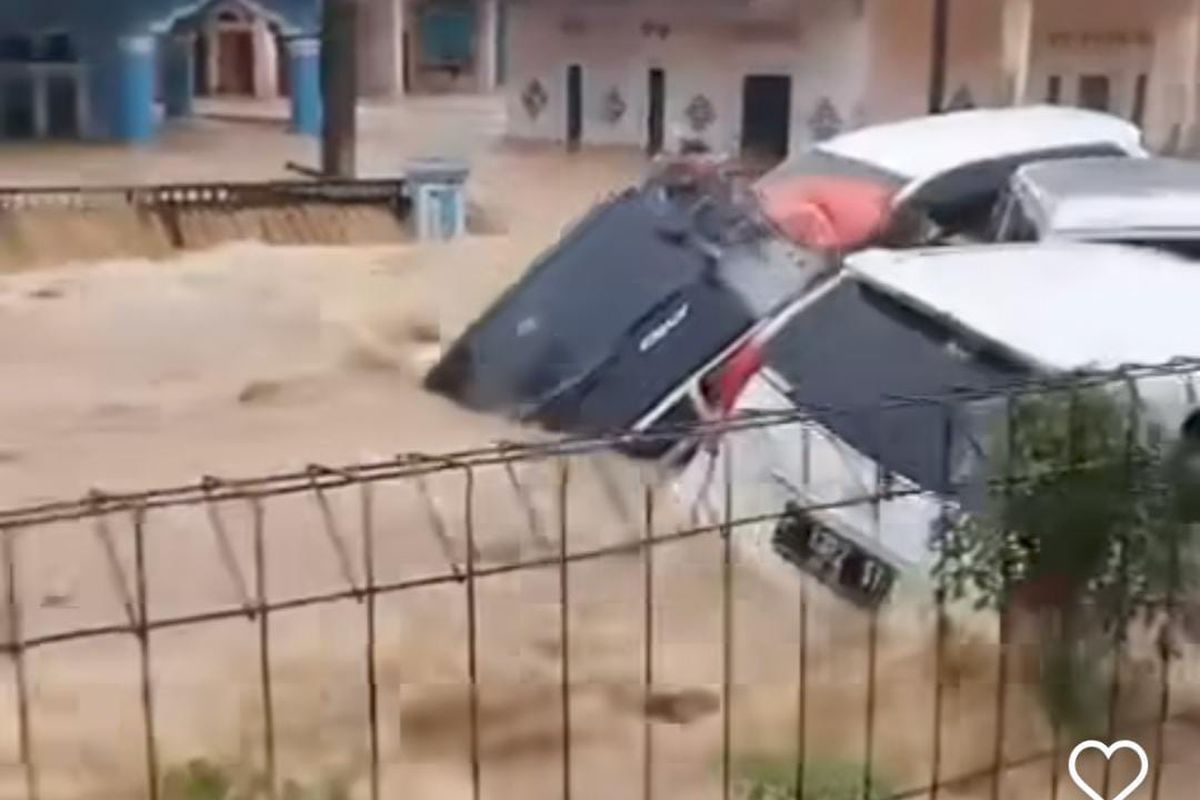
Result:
[761, 280, 1031, 495]
[989, 188, 1040, 242]
[903, 143, 1131, 238]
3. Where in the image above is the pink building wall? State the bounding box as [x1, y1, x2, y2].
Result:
[504, 0, 1200, 154]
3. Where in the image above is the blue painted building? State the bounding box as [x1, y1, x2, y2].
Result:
[0, 0, 322, 143]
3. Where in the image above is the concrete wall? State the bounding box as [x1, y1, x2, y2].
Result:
[1025, 0, 1159, 115]
[862, 0, 1007, 123]
[504, 0, 870, 156]
[1147, 0, 1200, 151]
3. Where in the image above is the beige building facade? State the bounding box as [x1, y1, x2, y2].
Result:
[503, 0, 1200, 156]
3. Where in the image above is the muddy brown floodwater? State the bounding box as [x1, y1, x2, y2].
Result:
[0, 134, 1197, 800]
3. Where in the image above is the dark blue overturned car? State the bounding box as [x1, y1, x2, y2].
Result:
[423, 161, 830, 456]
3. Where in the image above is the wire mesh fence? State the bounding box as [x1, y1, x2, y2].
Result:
[1, 362, 1200, 800]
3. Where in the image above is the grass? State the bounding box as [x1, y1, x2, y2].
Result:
[733, 755, 894, 800]
[161, 759, 352, 800]
[164, 752, 892, 800]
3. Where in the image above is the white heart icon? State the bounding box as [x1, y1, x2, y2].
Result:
[1068, 740, 1149, 800]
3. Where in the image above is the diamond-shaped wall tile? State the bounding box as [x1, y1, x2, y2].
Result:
[603, 87, 627, 124]
[685, 94, 716, 132]
[522, 79, 548, 120]
[808, 97, 843, 141]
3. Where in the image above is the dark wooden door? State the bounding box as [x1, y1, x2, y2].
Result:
[1077, 74, 1111, 112]
[566, 64, 582, 149]
[217, 29, 255, 95]
[741, 74, 792, 163]
[647, 68, 665, 154]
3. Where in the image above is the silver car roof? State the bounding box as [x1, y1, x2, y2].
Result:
[1011, 156, 1200, 238]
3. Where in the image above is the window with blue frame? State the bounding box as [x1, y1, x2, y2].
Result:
[418, 1, 476, 68]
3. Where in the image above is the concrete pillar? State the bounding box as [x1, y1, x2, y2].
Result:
[355, 0, 406, 97]
[286, 35, 321, 135]
[108, 35, 158, 142]
[31, 69, 48, 138]
[252, 17, 278, 98]
[164, 33, 195, 118]
[1001, 0, 1035, 106]
[204, 22, 220, 95]
[477, 0, 499, 91]
[1176, 0, 1200, 152]
[76, 64, 90, 137]
[496, 0, 507, 86]
[395, 0, 407, 95]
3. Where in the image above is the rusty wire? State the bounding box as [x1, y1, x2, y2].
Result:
[3, 358, 1199, 529]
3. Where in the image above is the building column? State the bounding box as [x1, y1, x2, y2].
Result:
[164, 33, 196, 118]
[252, 17, 278, 98]
[1001, 0, 1035, 106]
[357, 0, 406, 97]
[204, 22, 220, 95]
[496, 0, 507, 86]
[394, 0, 407, 95]
[1178, 0, 1200, 152]
[31, 69, 49, 138]
[107, 34, 158, 142]
[477, 0, 499, 91]
[75, 64, 90, 137]
[286, 35, 321, 135]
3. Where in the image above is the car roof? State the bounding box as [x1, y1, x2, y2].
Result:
[814, 106, 1146, 186]
[845, 242, 1200, 373]
[1011, 156, 1200, 238]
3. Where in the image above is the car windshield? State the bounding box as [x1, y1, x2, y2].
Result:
[762, 279, 1032, 497]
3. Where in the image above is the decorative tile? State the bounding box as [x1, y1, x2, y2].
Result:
[522, 79, 548, 120]
[947, 84, 976, 111]
[808, 97, 843, 141]
[685, 94, 716, 132]
[602, 87, 627, 124]
[641, 20, 670, 39]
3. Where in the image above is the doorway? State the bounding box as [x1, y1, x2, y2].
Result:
[403, 31, 412, 93]
[217, 29, 255, 95]
[1132, 73, 1148, 126]
[1077, 74, 1111, 112]
[566, 64, 582, 149]
[0, 77, 33, 139]
[647, 68, 665, 154]
[45, 74, 79, 138]
[741, 74, 792, 163]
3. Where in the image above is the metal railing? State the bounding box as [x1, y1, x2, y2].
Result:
[1, 362, 1198, 800]
[0, 176, 410, 212]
